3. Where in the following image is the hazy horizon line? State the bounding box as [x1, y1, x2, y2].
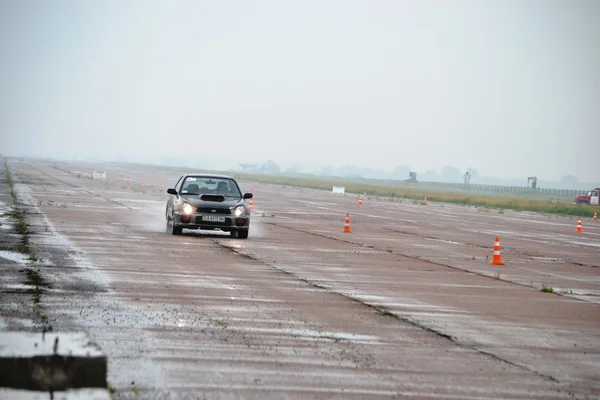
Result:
[4, 154, 596, 189]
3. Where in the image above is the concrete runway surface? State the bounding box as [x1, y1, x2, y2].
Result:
[1, 159, 599, 399]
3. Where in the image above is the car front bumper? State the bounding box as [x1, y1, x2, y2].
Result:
[173, 211, 250, 231]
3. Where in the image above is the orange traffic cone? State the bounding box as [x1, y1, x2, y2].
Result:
[249, 197, 254, 210]
[159, 184, 164, 192]
[594, 212, 597, 222]
[343, 213, 352, 233]
[490, 236, 504, 265]
[358, 195, 363, 206]
[423, 197, 428, 205]
[576, 217, 583, 232]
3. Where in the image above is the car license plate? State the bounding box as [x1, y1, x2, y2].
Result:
[202, 215, 225, 223]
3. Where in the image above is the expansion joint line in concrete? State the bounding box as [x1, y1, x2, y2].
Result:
[266, 222, 594, 305]
[25, 163, 138, 212]
[212, 236, 561, 386]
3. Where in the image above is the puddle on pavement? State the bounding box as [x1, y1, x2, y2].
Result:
[3, 283, 37, 291]
[465, 229, 521, 237]
[0, 318, 35, 328]
[26, 198, 110, 288]
[430, 238, 465, 245]
[0, 250, 31, 265]
[554, 288, 600, 296]
[353, 213, 392, 220]
[113, 199, 165, 204]
[530, 257, 566, 263]
[234, 326, 380, 343]
[567, 241, 600, 248]
[345, 293, 464, 313]
[0, 205, 13, 229]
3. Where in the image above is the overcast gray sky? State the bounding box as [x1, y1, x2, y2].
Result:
[1, 0, 599, 181]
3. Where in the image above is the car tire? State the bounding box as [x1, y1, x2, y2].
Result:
[166, 214, 183, 235]
[237, 229, 249, 239]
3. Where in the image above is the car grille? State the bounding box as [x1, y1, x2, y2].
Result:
[195, 207, 231, 214]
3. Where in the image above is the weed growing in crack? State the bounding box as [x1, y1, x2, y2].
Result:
[31, 304, 52, 330]
[31, 285, 42, 303]
[23, 268, 50, 303]
[16, 242, 29, 255]
[28, 248, 39, 262]
[16, 216, 28, 235]
[5, 207, 28, 235]
[5, 160, 17, 202]
[20, 265, 51, 326]
[5, 160, 13, 185]
[541, 282, 554, 293]
[24, 268, 47, 287]
[5, 161, 41, 262]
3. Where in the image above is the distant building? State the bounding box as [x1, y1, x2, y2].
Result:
[404, 171, 418, 183]
[239, 163, 265, 173]
[239, 160, 281, 174]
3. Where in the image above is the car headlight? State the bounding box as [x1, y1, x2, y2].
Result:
[234, 205, 246, 216]
[182, 203, 193, 215]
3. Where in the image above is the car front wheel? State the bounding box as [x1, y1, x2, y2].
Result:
[166, 214, 183, 235]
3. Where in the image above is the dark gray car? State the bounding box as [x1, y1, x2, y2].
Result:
[165, 174, 253, 238]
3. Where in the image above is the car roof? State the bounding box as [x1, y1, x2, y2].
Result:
[183, 173, 235, 179]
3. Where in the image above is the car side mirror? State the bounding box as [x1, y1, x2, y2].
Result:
[243, 192, 253, 199]
[167, 188, 178, 196]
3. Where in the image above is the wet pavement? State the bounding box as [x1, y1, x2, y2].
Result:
[1, 159, 599, 399]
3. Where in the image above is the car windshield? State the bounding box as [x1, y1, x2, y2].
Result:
[180, 177, 242, 198]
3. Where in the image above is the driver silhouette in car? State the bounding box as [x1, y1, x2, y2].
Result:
[216, 181, 229, 195]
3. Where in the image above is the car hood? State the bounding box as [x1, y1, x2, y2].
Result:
[180, 194, 244, 208]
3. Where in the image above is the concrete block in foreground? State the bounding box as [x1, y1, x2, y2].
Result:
[0, 388, 111, 400]
[0, 332, 107, 392]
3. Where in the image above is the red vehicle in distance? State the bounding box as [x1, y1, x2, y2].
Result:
[574, 188, 600, 205]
